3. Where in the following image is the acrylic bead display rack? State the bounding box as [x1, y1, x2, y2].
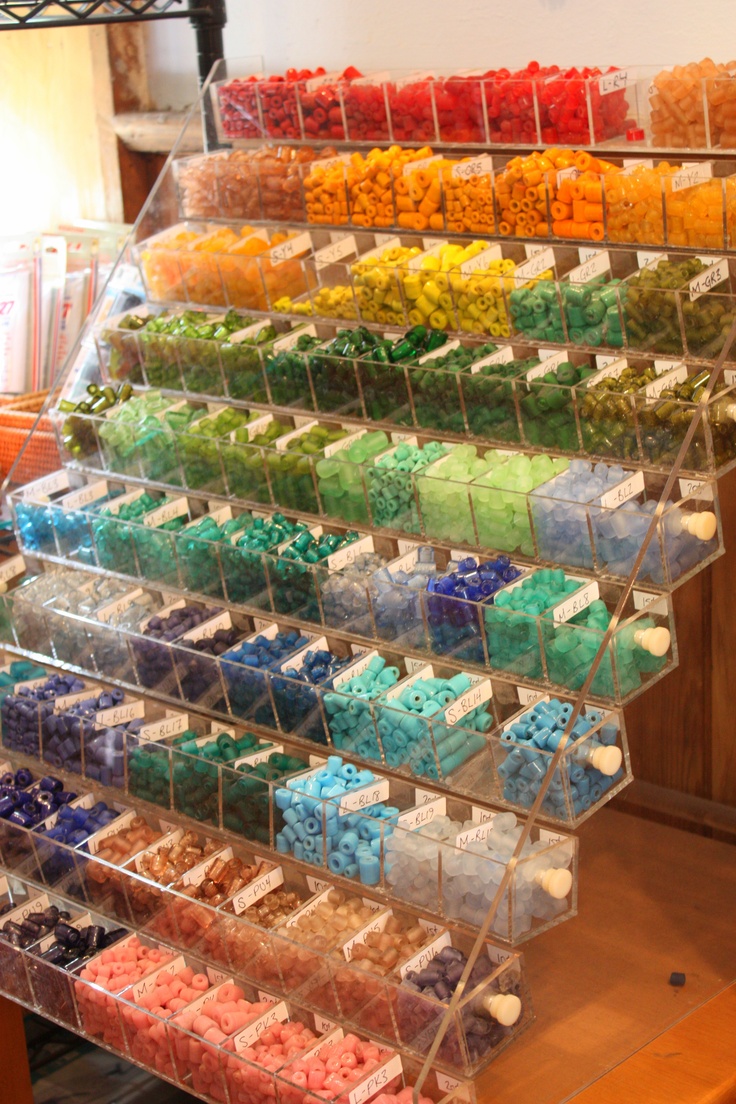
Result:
[5, 53, 736, 1104]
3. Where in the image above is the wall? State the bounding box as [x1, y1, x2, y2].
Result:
[145, 0, 736, 110]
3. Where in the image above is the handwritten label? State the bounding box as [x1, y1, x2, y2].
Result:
[455, 821, 496, 849]
[689, 258, 728, 301]
[269, 232, 312, 265]
[96, 698, 145, 727]
[96, 588, 144, 624]
[178, 977, 235, 1018]
[272, 324, 317, 352]
[451, 156, 494, 179]
[234, 743, 284, 769]
[396, 795, 446, 831]
[275, 420, 318, 450]
[327, 534, 375, 572]
[436, 1073, 462, 1094]
[130, 955, 187, 1001]
[182, 505, 232, 531]
[513, 248, 555, 287]
[599, 68, 629, 94]
[637, 250, 667, 269]
[556, 165, 580, 187]
[104, 488, 145, 516]
[586, 357, 629, 387]
[1, 893, 50, 927]
[671, 162, 713, 193]
[402, 154, 442, 177]
[306, 876, 330, 894]
[337, 777, 390, 813]
[60, 479, 109, 512]
[399, 931, 452, 981]
[52, 688, 93, 711]
[527, 350, 569, 380]
[567, 251, 611, 285]
[459, 244, 503, 275]
[678, 477, 714, 502]
[323, 428, 368, 459]
[142, 497, 189, 528]
[552, 579, 600, 624]
[417, 340, 461, 364]
[233, 1002, 290, 1051]
[315, 235, 357, 270]
[348, 1054, 403, 1104]
[0, 555, 25, 586]
[403, 656, 430, 676]
[136, 712, 189, 743]
[598, 470, 645, 510]
[645, 364, 688, 397]
[442, 677, 492, 725]
[18, 470, 69, 501]
[342, 910, 391, 961]
[538, 828, 566, 845]
[180, 609, 232, 646]
[517, 685, 548, 705]
[470, 345, 514, 372]
[313, 1013, 338, 1034]
[231, 866, 284, 914]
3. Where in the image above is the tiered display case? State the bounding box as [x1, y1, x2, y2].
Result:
[3, 56, 736, 1104]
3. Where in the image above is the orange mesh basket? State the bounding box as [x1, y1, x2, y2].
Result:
[0, 390, 60, 486]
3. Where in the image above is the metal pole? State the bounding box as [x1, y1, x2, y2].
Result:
[188, 0, 226, 148]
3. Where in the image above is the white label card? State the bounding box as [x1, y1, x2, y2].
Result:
[670, 162, 713, 193]
[230, 866, 284, 914]
[632, 589, 669, 617]
[517, 686, 549, 705]
[598, 470, 645, 510]
[234, 744, 283, 769]
[455, 821, 496, 849]
[527, 351, 569, 380]
[348, 1054, 403, 1104]
[471, 805, 497, 824]
[451, 156, 494, 179]
[87, 810, 136, 854]
[442, 677, 492, 725]
[459, 244, 503, 275]
[0, 555, 25, 586]
[60, 480, 109, 512]
[513, 248, 555, 287]
[96, 699, 145, 727]
[269, 233, 312, 265]
[96, 588, 144, 624]
[342, 909, 391, 961]
[402, 154, 442, 177]
[142, 497, 189, 528]
[18, 470, 69, 500]
[567, 251, 611, 285]
[678, 477, 714, 502]
[233, 1002, 290, 1051]
[327, 534, 375, 572]
[587, 358, 628, 387]
[337, 777, 390, 813]
[689, 258, 729, 301]
[396, 795, 446, 831]
[315, 235, 357, 270]
[323, 429, 367, 459]
[599, 69, 629, 94]
[136, 712, 189, 743]
[552, 580, 600, 624]
[637, 250, 667, 269]
[306, 876, 330, 894]
[538, 828, 566, 845]
[181, 609, 232, 645]
[399, 931, 452, 980]
[129, 955, 187, 1002]
[645, 365, 688, 398]
[331, 650, 380, 691]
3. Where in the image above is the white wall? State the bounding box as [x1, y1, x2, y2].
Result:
[145, 0, 736, 111]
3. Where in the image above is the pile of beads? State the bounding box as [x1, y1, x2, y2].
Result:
[517, 359, 595, 450]
[362, 440, 450, 531]
[275, 754, 396, 883]
[34, 919, 127, 967]
[221, 749, 310, 843]
[270, 644, 352, 740]
[221, 629, 312, 725]
[121, 963, 214, 1072]
[471, 453, 569, 554]
[0, 766, 35, 820]
[175, 619, 240, 706]
[270, 529, 362, 620]
[416, 445, 491, 543]
[424, 555, 525, 661]
[0, 773, 75, 828]
[132, 605, 221, 689]
[88, 818, 163, 882]
[305, 328, 378, 415]
[1, 902, 75, 949]
[40, 799, 120, 847]
[222, 1015, 322, 1104]
[170, 729, 265, 822]
[42, 686, 127, 775]
[266, 424, 349, 514]
[74, 939, 175, 1048]
[323, 655, 399, 761]
[58, 383, 133, 458]
[174, 511, 251, 598]
[319, 551, 389, 634]
[264, 332, 323, 408]
[176, 407, 257, 492]
[221, 417, 293, 502]
[317, 430, 390, 524]
[370, 546, 438, 646]
[1, 673, 87, 757]
[222, 514, 309, 607]
[123, 834, 224, 922]
[497, 698, 624, 821]
[0, 662, 47, 705]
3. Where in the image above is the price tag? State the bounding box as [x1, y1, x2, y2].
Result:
[538, 828, 566, 845]
[587, 357, 628, 386]
[326, 534, 375, 572]
[471, 806, 497, 824]
[552, 580, 600, 624]
[306, 876, 331, 894]
[513, 248, 555, 287]
[517, 686, 549, 705]
[142, 497, 189, 528]
[470, 345, 514, 372]
[18, 470, 69, 500]
[181, 609, 232, 645]
[230, 866, 284, 914]
[396, 795, 446, 831]
[402, 154, 442, 176]
[207, 967, 227, 984]
[0, 555, 26, 586]
[632, 589, 669, 617]
[390, 431, 419, 445]
[556, 165, 580, 187]
[272, 324, 317, 352]
[286, 887, 333, 927]
[645, 364, 688, 397]
[567, 251, 611, 285]
[598, 470, 645, 510]
[96, 699, 145, 727]
[399, 931, 452, 979]
[436, 1073, 462, 1094]
[678, 477, 714, 502]
[136, 712, 189, 742]
[451, 156, 494, 179]
[527, 350, 569, 380]
[342, 909, 391, 960]
[337, 777, 390, 813]
[637, 250, 667, 269]
[689, 258, 728, 301]
[599, 68, 629, 95]
[96, 588, 144, 624]
[315, 235, 357, 270]
[313, 1013, 338, 1034]
[671, 162, 713, 193]
[269, 232, 313, 265]
[233, 1002, 290, 1052]
[60, 479, 109, 512]
[417, 339, 461, 364]
[524, 243, 547, 258]
[348, 1054, 403, 1104]
[459, 244, 503, 275]
[442, 676, 492, 725]
[402, 656, 431, 677]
